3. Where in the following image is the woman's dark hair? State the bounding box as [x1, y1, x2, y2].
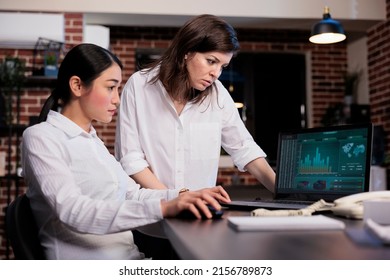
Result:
[148, 14, 240, 104]
[38, 43, 123, 122]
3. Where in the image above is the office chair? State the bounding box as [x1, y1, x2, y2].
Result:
[5, 193, 46, 260]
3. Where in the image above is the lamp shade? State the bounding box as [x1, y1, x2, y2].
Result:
[309, 6, 346, 44]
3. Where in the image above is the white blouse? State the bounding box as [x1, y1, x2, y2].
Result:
[21, 110, 179, 259]
[115, 67, 266, 190]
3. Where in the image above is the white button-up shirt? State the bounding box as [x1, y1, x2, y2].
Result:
[21, 110, 179, 259]
[115, 67, 266, 190]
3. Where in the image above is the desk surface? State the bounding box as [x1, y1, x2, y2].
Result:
[162, 210, 390, 260]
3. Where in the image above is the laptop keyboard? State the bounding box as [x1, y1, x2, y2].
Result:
[255, 198, 313, 206]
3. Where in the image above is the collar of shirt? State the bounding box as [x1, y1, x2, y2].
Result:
[47, 110, 98, 139]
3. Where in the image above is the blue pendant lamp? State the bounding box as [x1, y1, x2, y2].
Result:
[309, 6, 346, 44]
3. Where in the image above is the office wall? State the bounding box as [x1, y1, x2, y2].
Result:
[367, 2, 390, 182]
[0, 13, 345, 259]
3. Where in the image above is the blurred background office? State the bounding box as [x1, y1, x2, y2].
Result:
[0, 0, 389, 259]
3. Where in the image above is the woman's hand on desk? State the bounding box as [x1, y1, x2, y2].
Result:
[161, 186, 231, 219]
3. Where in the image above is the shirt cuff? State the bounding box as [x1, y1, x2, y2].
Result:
[233, 145, 267, 172]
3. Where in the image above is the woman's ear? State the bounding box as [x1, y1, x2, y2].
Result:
[69, 76, 82, 97]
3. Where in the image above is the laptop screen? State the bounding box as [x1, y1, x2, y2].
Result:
[275, 123, 373, 202]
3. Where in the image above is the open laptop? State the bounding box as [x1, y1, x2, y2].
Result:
[221, 123, 373, 210]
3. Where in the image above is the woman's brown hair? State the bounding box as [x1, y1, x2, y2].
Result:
[147, 14, 240, 104]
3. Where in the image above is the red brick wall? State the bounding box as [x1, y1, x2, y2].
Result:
[64, 13, 83, 48]
[367, 1, 390, 184]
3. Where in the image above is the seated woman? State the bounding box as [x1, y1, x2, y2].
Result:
[21, 43, 230, 260]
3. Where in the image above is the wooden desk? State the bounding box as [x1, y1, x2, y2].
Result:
[162, 210, 390, 260]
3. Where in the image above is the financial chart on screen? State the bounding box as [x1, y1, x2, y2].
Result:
[276, 124, 372, 195]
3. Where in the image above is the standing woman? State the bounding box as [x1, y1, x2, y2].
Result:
[21, 43, 230, 260]
[115, 14, 276, 192]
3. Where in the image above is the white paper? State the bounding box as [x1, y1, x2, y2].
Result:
[365, 218, 390, 244]
[227, 215, 345, 231]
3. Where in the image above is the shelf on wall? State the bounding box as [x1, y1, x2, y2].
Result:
[0, 124, 27, 137]
[0, 174, 22, 181]
[24, 75, 56, 88]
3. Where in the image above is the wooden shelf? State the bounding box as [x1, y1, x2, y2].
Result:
[0, 124, 27, 137]
[24, 76, 56, 88]
[0, 174, 22, 181]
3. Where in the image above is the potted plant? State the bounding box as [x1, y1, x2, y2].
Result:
[0, 57, 25, 125]
[44, 51, 59, 77]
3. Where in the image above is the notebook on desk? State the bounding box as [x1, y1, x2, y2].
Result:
[221, 123, 373, 210]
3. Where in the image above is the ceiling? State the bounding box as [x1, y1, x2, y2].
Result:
[84, 13, 382, 43]
[1, 0, 385, 40]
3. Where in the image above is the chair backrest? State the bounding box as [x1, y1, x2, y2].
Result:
[5, 194, 46, 260]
